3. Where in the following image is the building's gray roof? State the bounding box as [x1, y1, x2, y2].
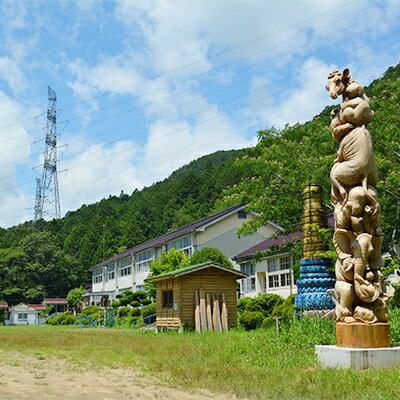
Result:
[233, 231, 303, 260]
[91, 204, 245, 270]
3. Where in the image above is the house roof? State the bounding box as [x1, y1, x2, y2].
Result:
[233, 231, 303, 260]
[43, 298, 68, 305]
[91, 204, 246, 270]
[0, 301, 8, 309]
[30, 304, 46, 311]
[145, 262, 247, 282]
[10, 303, 37, 312]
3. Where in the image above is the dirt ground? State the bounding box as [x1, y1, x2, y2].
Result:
[0, 350, 239, 400]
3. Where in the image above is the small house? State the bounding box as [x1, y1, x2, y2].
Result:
[43, 298, 68, 313]
[9, 303, 39, 325]
[146, 262, 246, 331]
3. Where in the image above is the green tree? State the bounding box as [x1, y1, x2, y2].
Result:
[67, 287, 85, 313]
[149, 248, 190, 276]
[189, 247, 233, 269]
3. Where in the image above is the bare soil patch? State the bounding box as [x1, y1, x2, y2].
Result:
[0, 350, 237, 400]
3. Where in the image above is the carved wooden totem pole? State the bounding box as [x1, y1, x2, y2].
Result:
[326, 68, 390, 347]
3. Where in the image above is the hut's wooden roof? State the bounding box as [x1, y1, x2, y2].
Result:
[145, 262, 247, 282]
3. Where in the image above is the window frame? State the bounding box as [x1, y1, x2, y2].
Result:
[162, 290, 174, 309]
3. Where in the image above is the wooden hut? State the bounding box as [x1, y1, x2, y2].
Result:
[146, 262, 246, 332]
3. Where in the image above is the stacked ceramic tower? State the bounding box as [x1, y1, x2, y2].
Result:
[295, 184, 335, 311]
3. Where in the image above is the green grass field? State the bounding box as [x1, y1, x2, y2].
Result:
[1, 316, 400, 400]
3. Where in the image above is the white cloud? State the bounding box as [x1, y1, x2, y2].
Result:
[59, 140, 140, 212]
[0, 91, 33, 227]
[258, 58, 338, 128]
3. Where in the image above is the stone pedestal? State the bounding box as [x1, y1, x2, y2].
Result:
[336, 322, 390, 348]
[316, 345, 400, 369]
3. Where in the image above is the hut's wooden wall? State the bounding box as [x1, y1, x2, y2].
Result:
[156, 267, 238, 330]
[155, 278, 182, 329]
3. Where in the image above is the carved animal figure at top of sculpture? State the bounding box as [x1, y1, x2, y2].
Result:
[326, 68, 374, 126]
[327, 68, 388, 326]
[330, 124, 377, 204]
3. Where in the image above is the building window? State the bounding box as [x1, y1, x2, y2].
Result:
[162, 290, 173, 308]
[18, 313, 28, 320]
[242, 277, 256, 292]
[108, 264, 115, 280]
[238, 210, 247, 219]
[268, 275, 279, 288]
[280, 273, 291, 287]
[93, 268, 103, 283]
[136, 249, 154, 272]
[167, 235, 192, 256]
[119, 258, 132, 276]
[240, 262, 255, 276]
[280, 256, 291, 270]
[267, 259, 279, 272]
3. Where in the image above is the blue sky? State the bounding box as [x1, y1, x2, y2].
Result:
[0, 0, 399, 227]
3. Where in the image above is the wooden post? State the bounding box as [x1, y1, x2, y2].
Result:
[199, 290, 207, 332]
[194, 291, 201, 333]
[221, 293, 228, 332]
[213, 293, 222, 332]
[206, 294, 213, 331]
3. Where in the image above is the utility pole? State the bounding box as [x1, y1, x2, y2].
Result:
[34, 86, 61, 221]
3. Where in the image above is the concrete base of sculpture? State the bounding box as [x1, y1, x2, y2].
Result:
[336, 322, 390, 348]
[315, 345, 400, 369]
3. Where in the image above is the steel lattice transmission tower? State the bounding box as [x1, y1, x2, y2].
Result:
[34, 86, 61, 221]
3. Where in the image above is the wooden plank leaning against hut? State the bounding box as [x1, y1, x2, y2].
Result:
[145, 262, 246, 332]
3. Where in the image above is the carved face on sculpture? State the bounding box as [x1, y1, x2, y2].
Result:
[326, 68, 351, 99]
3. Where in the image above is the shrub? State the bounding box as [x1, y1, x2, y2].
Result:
[237, 297, 252, 313]
[47, 312, 75, 325]
[140, 298, 152, 306]
[118, 306, 130, 317]
[142, 303, 156, 318]
[81, 305, 100, 316]
[132, 290, 148, 302]
[130, 307, 141, 317]
[60, 315, 76, 325]
[389, 285, 400, 309]
[237, 294, 284, 318]
[271, 294, 295, 322]
[250, 294, 283, 317]
[239, 311, 264, 330]
[130, 300, 140, 308]
[111, 300, 121, 308]
[119, 297, 130, 306]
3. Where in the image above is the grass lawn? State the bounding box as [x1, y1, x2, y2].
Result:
[0, 317, 399, 400]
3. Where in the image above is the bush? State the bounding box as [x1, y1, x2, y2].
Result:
[271, 294, 295, 322]
[81, 305, 100, 316]
[111, 300, 121, 308]
[140, 298, 152, 306]
[142, 303, 156, 318]
[119, 297, 130, 306]
[389, 285, 400, 309]
[239, 311, 264, 330]
[60, 315, 76, 325]
[47, 312, 75, 325]
[130, 300, 140, 308]
[118, 306, 130, 317]
[130, 307, 141, 317]
[237, 294, 284, 318]
[132, 290, 148, 302]
[237, 297, 252, 313]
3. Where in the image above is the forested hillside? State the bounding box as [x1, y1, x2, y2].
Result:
[218, 64, 400, 253]
[0, 149, 246, 302]
[1, 63, 399, 303]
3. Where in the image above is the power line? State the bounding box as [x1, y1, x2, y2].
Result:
[0, 1, 377, 141]
[0, 17, 398, 179]
[0, 3, 394, 156]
